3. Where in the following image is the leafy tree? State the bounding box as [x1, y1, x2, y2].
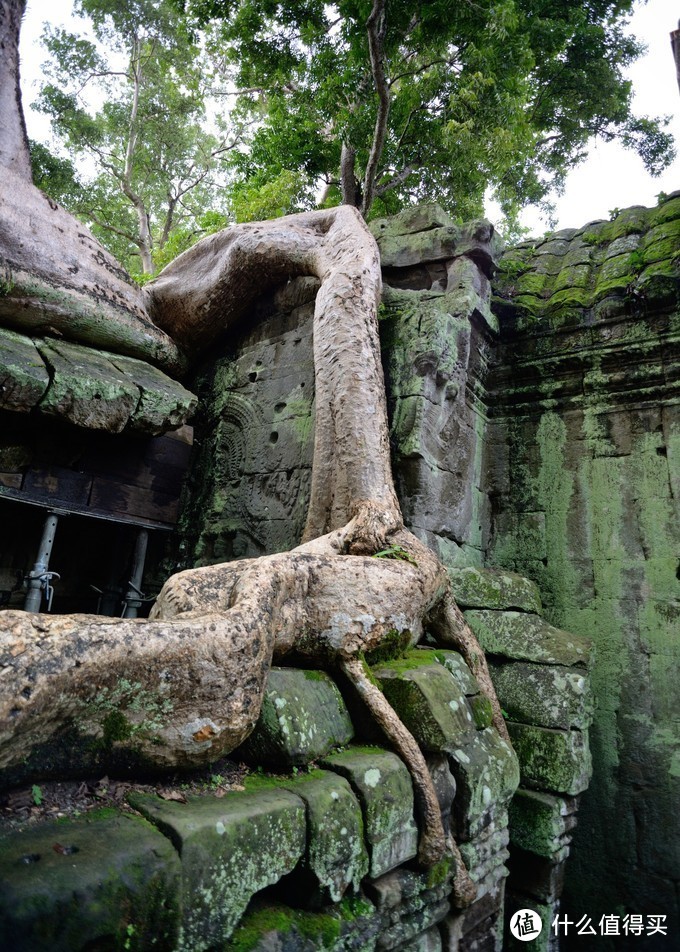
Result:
[34, 0, 240, 275]
[186, 0, 675, 224]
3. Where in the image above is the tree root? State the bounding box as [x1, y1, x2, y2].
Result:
[339, 655, 477, 907]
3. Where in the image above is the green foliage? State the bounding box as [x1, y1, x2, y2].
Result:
[31, 784, 43, 806]
[186, 0, 674, 223]
[34, 0, 234, 276]
[372, 545, 417, 566]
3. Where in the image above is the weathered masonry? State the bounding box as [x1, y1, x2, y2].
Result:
[1, 193, 678, 950]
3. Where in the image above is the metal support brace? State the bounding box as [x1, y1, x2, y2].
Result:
[24, 512, 61, 613]
[121, 528, 149, 618]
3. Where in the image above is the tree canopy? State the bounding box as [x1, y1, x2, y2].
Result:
[186, 0, 674, 225]
[33, 0, 238, 275]
[33, 0, 676, 266]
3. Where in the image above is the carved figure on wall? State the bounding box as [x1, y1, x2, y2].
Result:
[0, 0, 507, 905]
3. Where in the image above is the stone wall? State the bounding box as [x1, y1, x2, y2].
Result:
[487, 192, 680, 947]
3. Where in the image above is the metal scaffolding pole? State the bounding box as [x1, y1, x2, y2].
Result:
[24, 511, 61, 613]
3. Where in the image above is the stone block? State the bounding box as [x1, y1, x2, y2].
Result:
[374, 652, 477, 752]
[129, 788, 306, 950]
[227, 897, 380, 951]
[464, 611, 593, 669]
[36, 339, 140, 432]
[0, 326, 50, 411]
[448, 567, 542, 613]
[432, 650, 482, 697]
[507, 849, 567, 904]
[0, 813, 180, 952]
[488, 661, 593, 730]
[110, 352, 197, 433]
[397, 925, 443, 951]
[509, 789, 574, 858]
[320, 747, 419, 877]
[449, 728, 520, 840]
[237, 668, 354, 767]
[279, 769, 369, 905]
[507, 723, 592, 796]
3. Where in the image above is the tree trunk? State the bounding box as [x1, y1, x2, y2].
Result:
[0, 0, 32, 181]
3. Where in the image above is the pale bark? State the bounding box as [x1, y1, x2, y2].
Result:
[0, 0, 32, 181]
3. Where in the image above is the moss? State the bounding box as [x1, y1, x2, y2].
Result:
[303, 670, 327, 682]
[364, 628, 412, 665]
[425, 854, 454, 888]
[101, 710, 133, 747]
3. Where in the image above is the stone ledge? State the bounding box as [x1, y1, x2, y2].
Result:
[0, 326, 196, 434]
[320, 748, 419, 878]
[0, 812, 181, 952]
[129, 787, 307, 950]
[448, 567, 542, 613]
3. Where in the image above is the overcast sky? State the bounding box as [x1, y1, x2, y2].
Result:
[18, 0, 680, 237]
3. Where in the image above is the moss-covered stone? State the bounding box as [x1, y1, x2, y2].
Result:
[488, 661, 593, 730]
[0, 326, 50, 411]
[507, 723, 592, 796]
[449, 728, 520, 839]
[110, 352, 197, 433]
[129, 787, 306, 950]
[0, 813, 180, 952]
[227, 896, 380, 951]
[431, 649, 481, 696]
[464, 610, 593, 668]
[448, 567, 542, 613]
[509, 788, 572, 858]
[320, 748, 418, 877]
[36, 339, 140, 433]
[280, 770, 369, 905]
[236, 668, 354, 767]
[373, 654, 477, 752]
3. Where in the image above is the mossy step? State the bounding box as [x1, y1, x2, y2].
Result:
[129, 787, 306, 950]
[464, 610, 593, 668]
[0, 813, 180, 952]
[236, 668, 354, 768]
[320, 747, 418, 878]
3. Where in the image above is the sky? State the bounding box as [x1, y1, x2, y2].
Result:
[17, 0, 680, 238]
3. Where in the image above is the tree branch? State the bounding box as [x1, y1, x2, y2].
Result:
[361, 0, 390, 218]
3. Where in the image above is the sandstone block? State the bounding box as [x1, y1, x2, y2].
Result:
[321, 748, 418, 877]
[432, 649, 482, 697]
[464, 610, 593, 668]
[509, 788, 575, 858]
[280, 769, 369, 905]
[110, 352, 197, 433]
[0, 326, 49, 411]
[0, 813, 180, 952]
[36, 339, 140, 432]
[237, 668, 354, 767]
[488, 661, 593, 730]
[507, 723, 592, 796]
[449, 728, 520, 840]
[373, 651, 477, 752]
[129, 788, 306, 950]
[448, 566, 542, 613]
